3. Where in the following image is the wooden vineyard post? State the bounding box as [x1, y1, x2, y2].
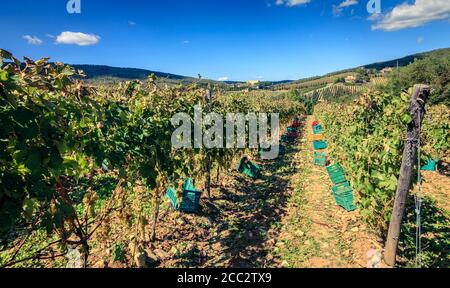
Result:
[384, 84, 430, 267]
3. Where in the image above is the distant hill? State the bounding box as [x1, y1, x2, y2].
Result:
[72, 64, 191, 81]
[71, 64, 236, 87]
[362, 48, 450, 70]
[273, 47, 450, 89]
[68, 48, 449, 86]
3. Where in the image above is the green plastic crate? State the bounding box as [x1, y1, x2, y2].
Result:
[331, 181, 352, 194]
[314, 151, 327, 167]
[180, 178, 202, 213]
[313, 140, 328, 150]
[165, 178, 202, 213]
[421, 158, 438, 171]
[327, 163, 344, 174]
[332, 182, 357, 211]
[313, 124, 324, 134]
[327, 164, 347, 184]
[238, 157, 262, 180]
[333, 192, 357, 211]
[165, 188, 179, 210]
[329, 173, 347, 185]
[334, 196, 357, 211]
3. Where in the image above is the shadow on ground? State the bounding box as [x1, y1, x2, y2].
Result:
[397, 196, 450, 268]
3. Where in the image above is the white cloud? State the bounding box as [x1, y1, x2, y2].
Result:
[417, 36, 424, 44]
[367, 13, 381, 21]
[334, 0, 358, 16]
[46, 34, 55, 39]
[339, 0, 358, 8]
[23, 35, 43, 45]
[275, 0, 310, 7]
[55, 31, 100, 46]
[128, 21, 136, 26]
[218, 77, 229, 81]
[372, 0, 450, 31]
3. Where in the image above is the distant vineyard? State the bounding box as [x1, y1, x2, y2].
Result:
[303, 83, 365, 102]
[299, 76, 390, 102]
[370, 77, 389, 86]
[274, 72, 355, 91]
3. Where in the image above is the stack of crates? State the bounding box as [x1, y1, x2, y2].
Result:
[312, 121, 327, 167]
[326, 164, 357, 211]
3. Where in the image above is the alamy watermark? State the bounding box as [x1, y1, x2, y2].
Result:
[367, 0, 381, 14]
[171, 105, 280, 160]
[67, 0, 380, 15]
[67, 0, 81, 14]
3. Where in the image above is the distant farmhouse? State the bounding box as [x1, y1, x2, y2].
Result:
[345, 74, 365, 84]
[380, 67, 394, 76]
[246, 80, 261, 89]
[345, 75, 357, 84]
[247, 80, 261, 86]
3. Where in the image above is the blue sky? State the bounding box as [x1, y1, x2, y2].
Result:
[0, 0, 449, 81]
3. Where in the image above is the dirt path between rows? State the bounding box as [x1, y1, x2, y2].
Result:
[272, 116, 383, 268]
